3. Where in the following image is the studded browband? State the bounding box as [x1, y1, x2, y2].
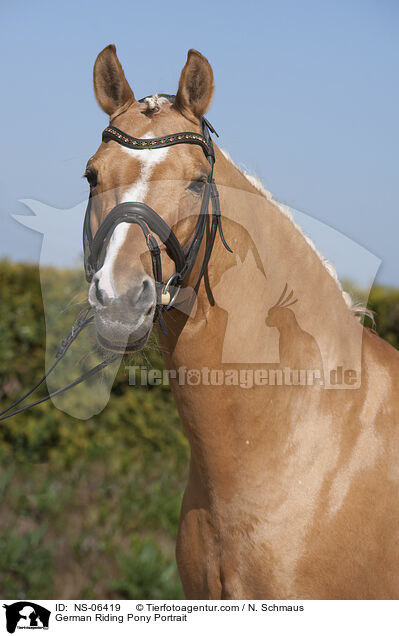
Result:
[102, 126, 214, 159]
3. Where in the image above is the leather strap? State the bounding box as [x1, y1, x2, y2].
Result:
[86, 202, 186, 278]
[102, 126, 214, 159]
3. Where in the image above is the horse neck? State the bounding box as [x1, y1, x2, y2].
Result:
[159, 147, 363, 487]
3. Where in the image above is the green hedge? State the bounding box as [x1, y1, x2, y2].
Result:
[364, 285, 399, 349]
[0, 261, 187, 599]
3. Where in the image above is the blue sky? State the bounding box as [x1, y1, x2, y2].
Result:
[1, 0, 398, 287]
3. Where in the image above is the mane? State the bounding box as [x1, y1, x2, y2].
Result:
[219, 148, 373, 319]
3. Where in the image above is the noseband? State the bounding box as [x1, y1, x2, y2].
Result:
[0, 97, 231, 422]
[83, 95, 231, 330]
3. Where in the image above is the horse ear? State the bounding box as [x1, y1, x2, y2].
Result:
[93, 45, 135, 117]
[174, 49, 214, 120]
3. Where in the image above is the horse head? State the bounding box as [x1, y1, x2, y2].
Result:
[85, 45, 215, 352]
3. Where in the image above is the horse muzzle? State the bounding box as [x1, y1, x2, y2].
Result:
[90, 272, 156, 352]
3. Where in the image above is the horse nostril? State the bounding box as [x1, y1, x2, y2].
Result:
[123, 277, 155, 311]
[141, 278, 150, 294]
[137, 277, 153, 303]
[95, 278, 107, 306]
[138, 278, 155, 316]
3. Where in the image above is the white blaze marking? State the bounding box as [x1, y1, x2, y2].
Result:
[95, 134, 169, 299]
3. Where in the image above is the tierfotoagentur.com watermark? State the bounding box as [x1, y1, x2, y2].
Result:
[126, 365, 358, 389]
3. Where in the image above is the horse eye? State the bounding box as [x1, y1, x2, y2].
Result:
[84, 169, 98, 188]
[188, 179, 205, 194]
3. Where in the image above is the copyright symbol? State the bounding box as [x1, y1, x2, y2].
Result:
[136, 604, 144, 611]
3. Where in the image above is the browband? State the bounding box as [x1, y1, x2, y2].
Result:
[102, 126, 214, 159]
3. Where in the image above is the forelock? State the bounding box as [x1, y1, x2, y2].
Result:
[141, 94, 171, 115]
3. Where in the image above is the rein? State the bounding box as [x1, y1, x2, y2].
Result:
[0, 308, 119, 423]
[0, 97, 230, 422]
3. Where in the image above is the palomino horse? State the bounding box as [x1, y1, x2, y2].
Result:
[86, 45, 399, 599]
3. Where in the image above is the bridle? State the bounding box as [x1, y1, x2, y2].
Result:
[0, 95, 231, 422]
[83, 95, 231, 331]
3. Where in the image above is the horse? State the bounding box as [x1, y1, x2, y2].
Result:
[85, 44, 399, 599]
